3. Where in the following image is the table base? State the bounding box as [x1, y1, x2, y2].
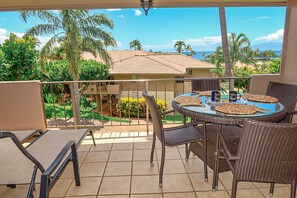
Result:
[190, 139, 238, 173]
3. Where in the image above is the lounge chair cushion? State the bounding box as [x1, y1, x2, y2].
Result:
[27, 129, 89, 171]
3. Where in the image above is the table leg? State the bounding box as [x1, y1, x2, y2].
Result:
[203, 122, 208, 182]
[212, 124, 222, 191]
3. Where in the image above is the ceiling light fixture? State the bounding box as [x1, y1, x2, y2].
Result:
[140, 0, 154, 16]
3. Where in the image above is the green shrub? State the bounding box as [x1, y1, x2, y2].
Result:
[80, 60, 109, 81]
[117, 97, 168, 118]
[0, 33, 39, 81]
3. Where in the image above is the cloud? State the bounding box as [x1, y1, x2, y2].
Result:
[36, 36, 52, 49]
[117, 14, 125, 19]
[51, 10, 59, 13]
[106, 9, 122, 12]
[255, 29, 284, 43]
[240, 16, 271, 23]
[143, 35, 226, 52]
[0, 28, 8, 43]
[116, 41, 123, 47]
[182, 35, 222, 47]
[134, 9, 142, 16]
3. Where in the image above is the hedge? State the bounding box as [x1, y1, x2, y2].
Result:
[117, 97, 168, 118]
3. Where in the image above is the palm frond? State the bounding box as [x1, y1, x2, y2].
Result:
[24, 24, 60, 37]
[78, 14, 114, 29]
[40, 34, 64, 60]
[20, 10, 61, 26]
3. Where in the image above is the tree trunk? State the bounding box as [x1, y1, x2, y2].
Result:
[219, 7, 234, 91]
[70, 82, 81, 128]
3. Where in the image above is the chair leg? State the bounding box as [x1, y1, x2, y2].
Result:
[89, 130, 96, 146]
[231, 179, 238, 198]
[27, 166, 38, 198]
[291, 180, 296, 198]
[185, 143, 190, 160]
[159, 144, 166, 187]
[71, 144, 81, 186]
[269, 182, 275, 197]
[40, 175, 49, 198]
[150, 133, 156, 166]
[203, 122, 208, 182]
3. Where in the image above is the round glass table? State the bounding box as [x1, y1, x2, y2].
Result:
[172, 93, 287, 125]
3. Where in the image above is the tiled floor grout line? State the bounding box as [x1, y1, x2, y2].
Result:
[95, 137, 114, 197]
[178, 145, 199, 198]
[129, 138, 135, 198]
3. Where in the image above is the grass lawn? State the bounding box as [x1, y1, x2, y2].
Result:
[44, 103, 129, 123]
[163, 114, 191, 123]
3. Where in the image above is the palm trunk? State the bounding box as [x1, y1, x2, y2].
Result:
[219, 7, 234, 91]
[70, 82, 81, 128]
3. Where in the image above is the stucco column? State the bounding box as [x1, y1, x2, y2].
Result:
[281, 0, 297, 84]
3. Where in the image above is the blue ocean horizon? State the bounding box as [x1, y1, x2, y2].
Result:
[183, 50, 282, 60]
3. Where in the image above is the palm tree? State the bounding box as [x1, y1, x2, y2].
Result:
[20, 10, 117, 124]
[129, 39, 142, 50]
[185, 44, 196, 56]
[206, 32, 252, 89]
[174, 41, 186, 54]
[219, 7, 233, 90]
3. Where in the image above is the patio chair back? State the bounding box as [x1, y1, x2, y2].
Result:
[192, 79, 220, 92]
[265, 81, 297, 123]
[235, 119, 297, 184]
[142, 91, 164, 142]
[0, 81, 46, 131]
[0, 132, 43, 185]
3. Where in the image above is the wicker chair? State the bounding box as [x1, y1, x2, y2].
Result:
[266, 81, 297, 123]
[191, 79, 220, 92]
[211, 81, 297, 193]
[142, 91, 203, 187]
[217, 119, 297, 198]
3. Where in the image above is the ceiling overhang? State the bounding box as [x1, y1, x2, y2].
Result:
[0, 0, 287, 11]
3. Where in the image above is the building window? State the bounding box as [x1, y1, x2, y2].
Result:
[188, 69, 193, 75]
[131, 75, 137, 83]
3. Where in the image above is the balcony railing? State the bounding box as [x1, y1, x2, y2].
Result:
[41, 77, 250, 132]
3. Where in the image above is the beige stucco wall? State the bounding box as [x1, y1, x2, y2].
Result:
[0, 81, 46, 131]
[281, 0, 297, 85]
[249, 74, 281, 94]
[280, 0, 297, 122]
[185, 68, 213, 78]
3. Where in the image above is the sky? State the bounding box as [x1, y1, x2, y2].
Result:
[0, 7, 286, 52]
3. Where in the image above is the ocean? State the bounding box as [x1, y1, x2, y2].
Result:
[183, 50, 282, 61]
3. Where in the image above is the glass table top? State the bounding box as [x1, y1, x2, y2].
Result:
[173, 93, 285, 119]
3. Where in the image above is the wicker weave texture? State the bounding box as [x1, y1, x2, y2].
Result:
[265, 81, 297, 123]
[192, 79, 220, 92]
[235, 120, 297, 183]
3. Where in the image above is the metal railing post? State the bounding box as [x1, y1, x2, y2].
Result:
[70, 83, 78, 129]
[146, 81, 149, 135]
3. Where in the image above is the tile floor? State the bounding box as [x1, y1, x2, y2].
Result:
[0, 130, 294, 198]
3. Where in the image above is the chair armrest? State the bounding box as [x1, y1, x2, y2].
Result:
[42, 140, 76, 177]
[161, 110, 175, 116]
